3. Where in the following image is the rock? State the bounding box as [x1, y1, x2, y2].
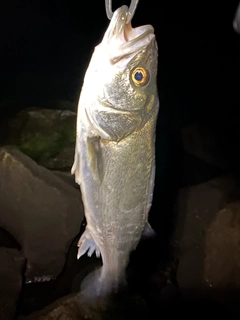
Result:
[181, 152, 225, 187]
[0, 227, 21, 249]
[24, 294, 87, 320]
[0, 147, 84, 282]
[204, 201, 240, 288]
[0, 248, 25, 320]
[51, 171, 79, 190]
[174, 174, 240, 306]
[7, 108, 76, 171]
[181, 123, 224, 168]
[24, 290, 151, 320]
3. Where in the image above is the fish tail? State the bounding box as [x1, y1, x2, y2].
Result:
[80, 264, 126, 301]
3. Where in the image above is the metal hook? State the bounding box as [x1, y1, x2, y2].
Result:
[105, 0, 139, 24]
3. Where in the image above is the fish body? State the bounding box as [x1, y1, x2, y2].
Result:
[72, 5, 159, 298]
[233, 2, 240, 34]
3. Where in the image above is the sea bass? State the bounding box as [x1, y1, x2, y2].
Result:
[72, 5, 159, 298]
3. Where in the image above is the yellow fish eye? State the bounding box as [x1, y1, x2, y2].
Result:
[131, 67, 149, 87]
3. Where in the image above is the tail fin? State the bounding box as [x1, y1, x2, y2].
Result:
[80, 266, 126, 302]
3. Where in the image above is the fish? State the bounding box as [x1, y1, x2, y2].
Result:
[233, 2, 240, 34]
[71, 5, 159, 299]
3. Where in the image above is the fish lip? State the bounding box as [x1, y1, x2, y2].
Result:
[104, 5, 155, 62]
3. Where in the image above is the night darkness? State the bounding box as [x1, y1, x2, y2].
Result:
[1, 0, 240, 115]
[1, 0, 240, 318]
[2, 0, 240, 181]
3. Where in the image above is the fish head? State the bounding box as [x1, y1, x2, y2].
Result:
[84, 5, 158, 117]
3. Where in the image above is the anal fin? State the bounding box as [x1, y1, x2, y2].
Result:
[77, 229, 101, 259]
[142, 222, 156, 239]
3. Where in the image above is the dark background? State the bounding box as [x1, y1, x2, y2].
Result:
[1, 2, 240, 316]
[1, 0, 240, 119]
[1, 0, 240, 215]
[1, 0, 240, 232]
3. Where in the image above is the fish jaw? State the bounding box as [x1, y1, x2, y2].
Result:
[102, 5, 155, 65]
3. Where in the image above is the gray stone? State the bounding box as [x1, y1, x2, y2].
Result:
[51, 171, 79, 190]
[24, 291, 150, 320]
[7, 108, 76, 171]
[0, 147, 84, 282]
[24, 294, 90, 320]
[174, 175, 240, 297]
[0, 248, 25, 320]
[204, 201, 240, 288]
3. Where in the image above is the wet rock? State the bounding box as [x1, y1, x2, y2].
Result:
[174, 174, 240, 306]
[204, 201, 240, 288]
[0, 248, 25, 320]
[24, 290, 151, 320]
[0, 147, 84, 282]
[7, 108, 76, 171]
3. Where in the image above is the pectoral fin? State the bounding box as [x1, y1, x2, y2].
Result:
[87, 136, 104, 183]
[71, 145, 81, 185]
[142, 222, 156, 238]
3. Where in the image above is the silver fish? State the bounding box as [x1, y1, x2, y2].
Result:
[72, 5, 159, 298]
[233, 2, 240, 34]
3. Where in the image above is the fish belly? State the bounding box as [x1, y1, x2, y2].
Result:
[80, 123, 155, 271]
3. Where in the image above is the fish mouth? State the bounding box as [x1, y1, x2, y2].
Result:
[103, 5, 155, 64]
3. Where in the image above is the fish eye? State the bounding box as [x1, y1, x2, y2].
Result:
[131, 67, 149, 87]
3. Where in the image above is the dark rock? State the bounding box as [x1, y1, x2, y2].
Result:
[181, 123, 224, 168]
[204, 201, 240, 288]
[24, 294, 87, 320]
[41, 100, 76, 111]
[159, 281, 179, 302]
[0, 227, 21, 249]
[6, 108, 76, 171]
[51, 171, 79, 190]
[0, 147, 84, 282]
[181, 152, 226, 187]
[181, 122, 240, 181]
[24, 290, 151, 320]
[174, 174, 240, 310]
[0, 248, 25, 320]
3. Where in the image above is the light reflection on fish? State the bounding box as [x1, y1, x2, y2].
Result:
[71, 5, 159, 298]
